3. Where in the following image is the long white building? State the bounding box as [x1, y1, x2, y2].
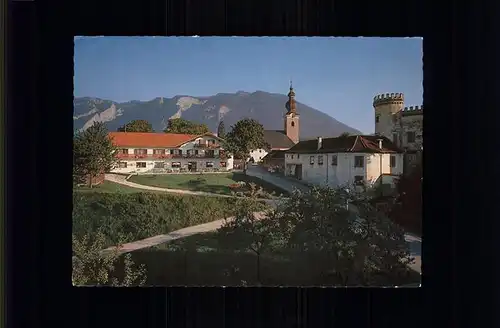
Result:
[109, 132, 233, 174]
[284, 135, 403, 188]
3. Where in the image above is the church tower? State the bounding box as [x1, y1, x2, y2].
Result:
[284, 81, 300, 144]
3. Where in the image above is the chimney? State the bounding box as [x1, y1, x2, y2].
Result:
[377, 139, 383, 149]
[317, 137, 323, 150]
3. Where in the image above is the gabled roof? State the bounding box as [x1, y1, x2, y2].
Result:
[108, 132, 217, 148]
[263, 130, 296, 150]
[262, 149, 286, 160]
[287, 135, 403, 154]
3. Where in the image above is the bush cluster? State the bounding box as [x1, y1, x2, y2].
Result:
[72, 192, 267, 248]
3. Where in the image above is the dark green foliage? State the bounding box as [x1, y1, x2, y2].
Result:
[73, 122, 117, 187]
[117, 120, 154, 132]
[217, 121, 226, 138]
[223, 118, 267, 173]
[164, 118, 210, 135]
[194, 185, 417, 286]
[72, 192, 267, 248]
[72, 231, 147, 286]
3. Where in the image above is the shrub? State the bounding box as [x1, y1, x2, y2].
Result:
[72, 231, 147, 286]
[214, 185, 417, 286]
[72, 192, 267, 248]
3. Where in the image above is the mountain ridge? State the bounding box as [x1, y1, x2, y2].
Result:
[73, 91, 362, 138]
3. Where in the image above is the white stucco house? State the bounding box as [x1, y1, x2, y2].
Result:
[284, 135, 403, 188]
[108, 132, 233, 174]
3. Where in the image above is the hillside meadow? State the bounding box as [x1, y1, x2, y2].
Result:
[72, 191, 268, 248]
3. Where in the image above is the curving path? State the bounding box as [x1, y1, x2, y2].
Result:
[104, 173, 285, 208]
[246, 166, 310, 193]
[103, 171, 421, 275]
[101, 211, 267, 256]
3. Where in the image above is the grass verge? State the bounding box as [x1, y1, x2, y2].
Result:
[74, 180, 152, 193]
[72, 192, 268, 249]
[128, 173, 289, 197]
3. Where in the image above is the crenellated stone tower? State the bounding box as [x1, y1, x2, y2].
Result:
[373, 93, 405, 141]
[284, 81, 300, 144]
[373, 92, 424, 173]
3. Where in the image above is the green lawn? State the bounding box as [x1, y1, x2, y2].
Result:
[128, 173, 289, 197]
[74, 180, 150, 194]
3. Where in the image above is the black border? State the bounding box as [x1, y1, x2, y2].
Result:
[8, 0, 498, 326]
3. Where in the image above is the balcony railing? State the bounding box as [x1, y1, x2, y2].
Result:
[116, 153, 220, 159]
[193, 143, 221, 148]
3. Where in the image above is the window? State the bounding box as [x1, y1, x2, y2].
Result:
[291, 121, 295, 127]
[154, 162, 165, 169]
[309, 156, 315, 165]
[291, 154, 294, 159]
[354, 176, 364, 185]
[119, 149, 129, 154]
[259, 149, 262, 153]
[220, 162, 227, 167]
[118, 162, 127, 168]
[153, 149, 165, 155]
[407, 131, 416, 143]
[393, 133, 398, 145]
[136, 162, 147, 168]
[354, 156, 364, 168]
[407, 154, 417, 163]
[390, 155, 396, 168]
[297, 154, 300, 159]
[331, 155, 338, 166]
[375, 115, 380, 123]
[171, 162, 181, 168]
[206, 162, 214, 167]
[134, 149, 147, 155]
[318, 155, 324, 165]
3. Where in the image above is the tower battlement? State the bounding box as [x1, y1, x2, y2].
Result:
[402, 105, 423, 111]
[401, 105, 423, 116]
[373, 93, 405, 106]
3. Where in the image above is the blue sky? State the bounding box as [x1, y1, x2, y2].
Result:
[74, 37, 422, 133]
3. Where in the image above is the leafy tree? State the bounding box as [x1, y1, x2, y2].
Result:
[217, 121, 226, 139]
[389, 163, 422, 235]
[216, 198, 272, 284]
[223, 118, 267, 174]
[220, 186, 416, 286]
[72, 231, 147, 286]
[279, 186, 415, 285]
[339, 132, 350, 137]
[118, 120, 154, 132]
[73, 122, 117, 188]
[164, 118, 210, 135]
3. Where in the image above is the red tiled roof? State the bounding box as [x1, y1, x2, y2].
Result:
[287, 135, 403, 154]
[108, 132, 200, 148]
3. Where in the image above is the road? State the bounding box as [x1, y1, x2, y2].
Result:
[246, 165, 310, 193]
